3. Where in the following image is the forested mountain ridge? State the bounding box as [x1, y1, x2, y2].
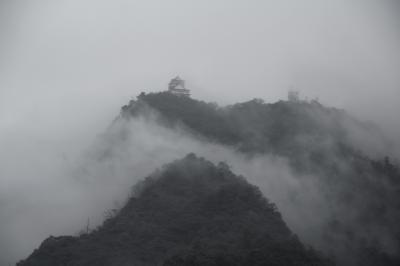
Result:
[122, 92, 399, 192]
[17, 154, 331, 266]
[122, 91, 389, 157]
[120, 92, 400, 265]
[18, 91, 400, 266]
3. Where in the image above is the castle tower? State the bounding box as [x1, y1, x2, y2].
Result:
[168, 76, 190, 97]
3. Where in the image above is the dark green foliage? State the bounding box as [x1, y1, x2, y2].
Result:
[18, 155, 331, 266]
[121, 92, 400, 265]
[371, 156, 400, 185]
[18, 92, 400, 266]
[124, 92, 354, 156]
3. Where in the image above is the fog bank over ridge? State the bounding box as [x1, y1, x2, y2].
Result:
[0, 113, 306, 264]
[3, 104, 398, 264]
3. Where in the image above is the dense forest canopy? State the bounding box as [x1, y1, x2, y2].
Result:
[120, 92, 400, 265]
[18, 154, 331, 266]
[18, 92, 400, 266]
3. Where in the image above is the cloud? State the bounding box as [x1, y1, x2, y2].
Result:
[0, 108, 296, 264]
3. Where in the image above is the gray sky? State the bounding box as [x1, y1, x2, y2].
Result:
[0, 1, 399, 264]
[1, 0, 399, 142]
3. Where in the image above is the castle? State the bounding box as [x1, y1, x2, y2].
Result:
[168, 76, 190, 97]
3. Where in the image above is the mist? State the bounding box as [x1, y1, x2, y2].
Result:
[1, 0, 399, 140]
[1, 0, 400, 265]
[0, 110, 292, 264]
[0, 106, 396, 264]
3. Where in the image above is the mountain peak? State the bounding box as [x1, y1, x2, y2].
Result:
[18, 154, 330, 266]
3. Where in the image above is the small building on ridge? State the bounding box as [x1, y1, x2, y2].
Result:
[168, 76, 190, 97]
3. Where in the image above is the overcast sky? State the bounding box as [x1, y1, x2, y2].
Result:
[1, 0, 400, 144]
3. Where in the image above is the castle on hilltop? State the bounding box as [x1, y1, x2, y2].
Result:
[168, 76, 190, 97]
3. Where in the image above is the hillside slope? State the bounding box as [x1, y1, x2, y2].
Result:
[122, 92, 390, 157]
[17, 154, 330, 266]
[120, 92, 400, 265]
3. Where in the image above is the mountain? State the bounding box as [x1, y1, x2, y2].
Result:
[122, 92, 390, 158]
[18, 91, 400, 266]
[119, 92, 400, 265]
[17, 154, 330, 266]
